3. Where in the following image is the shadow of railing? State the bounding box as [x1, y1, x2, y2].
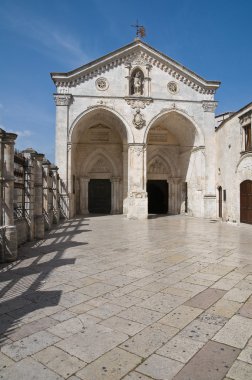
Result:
[0, 217, 90, 344]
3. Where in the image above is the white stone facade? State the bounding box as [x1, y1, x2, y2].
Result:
[51, 39, 222, 220]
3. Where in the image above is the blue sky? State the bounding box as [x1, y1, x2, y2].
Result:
[0, 0, 251, 163]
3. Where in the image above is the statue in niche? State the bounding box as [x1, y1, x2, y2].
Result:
[131, 70, 144, 95]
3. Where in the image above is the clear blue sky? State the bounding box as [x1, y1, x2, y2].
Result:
[0, 0, 251, 163]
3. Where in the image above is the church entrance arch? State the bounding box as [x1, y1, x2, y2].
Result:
[70, 108, 129, 216]
[240, 180, 252, 224]
[146, 110, 203, 216]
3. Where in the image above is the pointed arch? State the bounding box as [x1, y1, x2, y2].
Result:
[82, 148, 119, 177]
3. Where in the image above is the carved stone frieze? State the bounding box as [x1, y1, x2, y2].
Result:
[90, 158, 110, 173]
[128, 191, 148, 198]
[148, 158, 167, 174]
[54, 94, 72, 106]
[129, 144, 146, 156]
[133, 109, 146, 129]
[125, 97, 153, 109]
[202, 101, 218, 112]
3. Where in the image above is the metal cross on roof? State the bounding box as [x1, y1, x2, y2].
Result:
[131, 20, 146, 39]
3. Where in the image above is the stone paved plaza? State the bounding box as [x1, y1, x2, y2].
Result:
[0, 215, 252, 380]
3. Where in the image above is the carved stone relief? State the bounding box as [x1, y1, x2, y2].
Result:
[125, 98, 152, 109]
[133, 109, 146, 129]
[148, 158, 167, 174]
[54, 94, 72, 106]
[167, 81, 179, 94]
[90, 158, 110, 173]
[202, 101, 218, 112]
[95, 77, 109, 91]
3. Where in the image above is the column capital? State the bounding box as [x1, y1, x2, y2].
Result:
[0, 130, 17, 144]
[54, 93, 72, 106]
[111, 176, 121, 183]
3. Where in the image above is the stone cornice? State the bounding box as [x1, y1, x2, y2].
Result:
[239, 110, 252, 126]
[51, 42, 220, 95]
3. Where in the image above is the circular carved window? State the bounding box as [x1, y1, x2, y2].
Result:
[167, 81, 178, 94]
[96, 77, 109, 91]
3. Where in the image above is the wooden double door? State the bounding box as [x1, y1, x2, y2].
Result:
[240, 180, 252, 224]
[88, 179, 111, 214]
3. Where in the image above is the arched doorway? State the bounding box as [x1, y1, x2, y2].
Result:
[240, 180, 252, 224]
[145, 110, 203, 216]
[70, 108, 129, 216]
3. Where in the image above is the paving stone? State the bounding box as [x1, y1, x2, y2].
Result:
[55, 324, 128, 363]
[126, 268, 155, 278]
[211, 277, 241, 291]
[175, 281, 207, 296]
[48, 314, 101, 338]
[78, 282, 117, 297]
[128, 289, 156, 299]
[0, 357, 63, 380]
[57, 291, 91, 308]
[213, 315, 252, 349]
[0, 297, 32, 315]
[122, 372, 153, 379]
[179, 319, 222, 342]
[6, 316, 57, 341]
[160, 285, 194, 298]
[118, 305, 165, 325]
[172, 340, 240, 380]
[238, 299, 252, 318]
[34, 346, 86, 378]
[99, 316, 146, 336]
[141, 281, 169, 293]
[104, 294, 140, 307]
[238, 345, 252, 364]
[227, 360, 252, 380]
[0, 351, 14, 371]
[208, 298, 242, 318]
[76, 347, 142, 380]
[68, 302, 94, 314]
[185, 288, 226, 309]
[120, 323, 178, 358]
[159, 305, 203, 329]
[136, 353, 183, 380]
[224, 288, 251, 303]
[86, 302, 125, 319]
[157, 335, 205, 363]
[197, 312, 228, 326]
[137, 292, 186, 313]
[1, 330, 60, 361]
[201, 264, 235, 276]
[51, 309, 77, 321]
[86, 296, 109, 307]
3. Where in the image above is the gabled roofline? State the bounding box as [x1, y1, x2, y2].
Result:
[50, 39, 220, 91]
[215, 101, 252, 131]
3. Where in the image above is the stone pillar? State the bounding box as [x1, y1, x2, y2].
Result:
[22, 149, 35, 241]
[2, 132, 18, 261]
[80, 177, 90, 214]
[202, 101, 218, 218]
[51, 165, 60, 224]
[122, 144, 128, 214]
[33, 153, 45, 239]
[111, 177, 120, 214]
[42, 159, 53, 230]
[54, 93, 72, 218]
[127, 144, 148, 219]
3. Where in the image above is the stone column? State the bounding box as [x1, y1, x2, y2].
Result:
[127, 144, 148, 219]
[2, 132, 18, 261]
[54, 93, 72, 218]
[111, 177, 121, 214]
[51, 165, 60, 224]
[22, 149, 35, 241]
[202, 101, 218, 218]
[80, 177, 90, 214]
[33, 153, 45, 239]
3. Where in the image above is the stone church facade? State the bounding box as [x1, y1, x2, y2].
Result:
[51, 39, 252, 224]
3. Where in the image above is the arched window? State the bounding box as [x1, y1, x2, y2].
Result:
[130, 69, 144, 96]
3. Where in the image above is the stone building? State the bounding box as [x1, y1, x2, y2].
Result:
[51, 39, 252, 224]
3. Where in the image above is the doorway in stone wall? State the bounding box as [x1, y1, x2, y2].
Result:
[240, 180, 252, 224]
[218, 186, 222, 218]
[88, 179, 111, 214]
[147, 180, 168, 214]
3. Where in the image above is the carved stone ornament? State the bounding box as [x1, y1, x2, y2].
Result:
[202, 101, 218, 112]
[54, 94, 72, 106]
[239, 111, 252, 126]
[125, 98, 153, 109]
[128, 52, 149, 66]
[167, 81, 178, 94]
[148, 158, 166, 174]
[129, 191, 148, 198]
[91, 158, 110, 173]
[95, 77, 109, 91]
[133, 109, 146, 129]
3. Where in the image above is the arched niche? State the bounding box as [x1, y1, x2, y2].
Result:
[130, 68, 144, 96]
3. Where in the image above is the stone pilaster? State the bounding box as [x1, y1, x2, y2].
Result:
[80, 177, 90, 214]
[127, 144, 148, 219]
[111, 177, 121, 214]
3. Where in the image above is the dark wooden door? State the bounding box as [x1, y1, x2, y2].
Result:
[240, 180, 252, 224]
[147, 180, 168, 214]
[218, 186, 222, 218]
[88, 179, 111, 214]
